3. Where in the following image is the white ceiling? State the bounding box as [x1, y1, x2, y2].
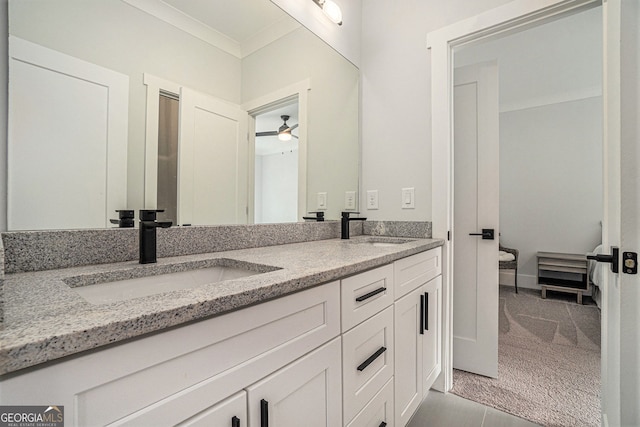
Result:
[255, 102, 299, 156]
[162, 0, 286, 42]
[455, 6, 602, 112]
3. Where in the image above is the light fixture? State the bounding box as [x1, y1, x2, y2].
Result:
[278, 116, 293, 141]
[312, 0, 343, 26]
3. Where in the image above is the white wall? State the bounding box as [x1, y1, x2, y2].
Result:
[242, 27, 359, 221]
[255, 150, 298, 223]
[500, 98, 603, 284]
[454, 8, 603, 287]
[8, 0, 241, 215]
[360, 0, 513, 222]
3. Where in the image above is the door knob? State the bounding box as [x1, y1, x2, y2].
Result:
[469, 229, 494, 240]
[587, 246, 619, 274]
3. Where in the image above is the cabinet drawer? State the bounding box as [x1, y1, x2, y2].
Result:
[342, 264, 394, 332]
[343, 306, 394, 424]
[346, 378, 394, 427]
[394, 248, 441, 300]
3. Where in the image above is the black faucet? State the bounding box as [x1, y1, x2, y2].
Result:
[303, 211, 325, 222]
[110, 210, 134, 228]
[341, 212, 367, 239]
[139, 210, 172, 264]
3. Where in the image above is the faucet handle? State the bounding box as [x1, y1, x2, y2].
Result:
[111, 210, 134, 227]
[303, 212, 325, 222]
[139, 209, 165, 221]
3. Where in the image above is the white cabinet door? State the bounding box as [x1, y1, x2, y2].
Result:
[346, 378, 394, 427]
[177, 391, 246, 427]
[394, 286, 423, 427]
[422, 276, 442, 393]
[247, 337, 342, 427]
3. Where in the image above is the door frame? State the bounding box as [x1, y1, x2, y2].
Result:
[426, 0, 602, 393]
[243, 79, 311, 223]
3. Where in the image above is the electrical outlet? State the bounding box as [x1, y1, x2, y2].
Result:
[367, 190, 379, 210]
[317, 192, 327, 210]
[345, 191, 356, 210]
[402, 187, 415, 209]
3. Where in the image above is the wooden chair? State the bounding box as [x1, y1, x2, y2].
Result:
[499, 244, 519, 293]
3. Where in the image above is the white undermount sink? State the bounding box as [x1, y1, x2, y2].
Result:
[68, 260, 277, 305]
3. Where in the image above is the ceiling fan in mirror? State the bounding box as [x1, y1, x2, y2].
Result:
[256, 115, 298, 141]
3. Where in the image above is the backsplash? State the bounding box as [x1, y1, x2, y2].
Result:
[0, 220, 432, 327]
[1, 222, 345, 274]
[364, 220, 432, 238]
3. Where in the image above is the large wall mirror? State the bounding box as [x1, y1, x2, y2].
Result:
[7, 0, 359, 230]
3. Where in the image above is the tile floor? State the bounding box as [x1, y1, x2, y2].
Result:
[407, 390, 540, 427]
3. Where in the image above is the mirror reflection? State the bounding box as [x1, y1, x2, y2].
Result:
[7, 0, 359, 230]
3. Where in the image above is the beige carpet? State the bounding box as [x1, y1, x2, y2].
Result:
[451, 286, 601, 427]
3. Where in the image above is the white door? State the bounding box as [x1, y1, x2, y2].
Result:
[179, 88, 248, 226]
[452, 62, 499, 378]
[600, 1, 640, 425]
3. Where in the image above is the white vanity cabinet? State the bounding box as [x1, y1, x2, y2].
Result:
[393, 248, 442, 427]
[0, 244, 443, 427]
[0, 281, 341, 427]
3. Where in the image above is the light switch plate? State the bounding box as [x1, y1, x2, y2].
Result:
[402, 187, 415, 209]
[317, 192, 327, 210]
[367, 190, 379, 210]
[345, 191, 356, 210]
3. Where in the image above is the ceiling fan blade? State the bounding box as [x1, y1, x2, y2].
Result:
[256, 131, 278, 137]
[289, 123, 299, 131]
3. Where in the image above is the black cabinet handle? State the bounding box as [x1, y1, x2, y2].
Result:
[232, 416, 240, 427]
[260, 399, 268, 427]
[420, 294, 425, 335]
[357, 346, 387, 371]
[379, 422, 387, 427]
[424, 292, 429, 331]
[355, 287, 386, 302]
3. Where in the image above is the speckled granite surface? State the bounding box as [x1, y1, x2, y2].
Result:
[0, 234, 442, 375]
[363, 221, 432, 238]
[1, 221, 348, 274]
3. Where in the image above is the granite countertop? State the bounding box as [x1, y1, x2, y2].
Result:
[0, 236, 443, 376]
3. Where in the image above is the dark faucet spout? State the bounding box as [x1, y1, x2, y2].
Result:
[139, 210, 172, 264]
[341, 211, 367, 239]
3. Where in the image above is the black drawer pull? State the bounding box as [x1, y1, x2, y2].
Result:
[357, 346, 387, 371]
[356, 287, 386, 302]
[260, 399, 268, 427]
[420, 294, 425, 335]
[379, 422, 387, 427]
[232, 416, 240, 427]
[424, 291, 429, 331]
